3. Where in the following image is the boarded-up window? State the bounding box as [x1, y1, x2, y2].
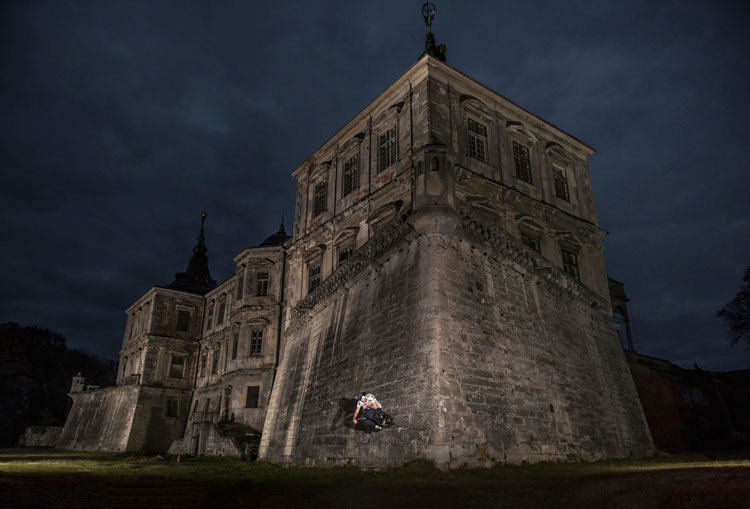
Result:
[169, 356, 185, 379]
[245, 386, 260, 408]
[166, 399, 178, 417]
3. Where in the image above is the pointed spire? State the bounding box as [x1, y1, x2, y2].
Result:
[167, 211, 217, 294]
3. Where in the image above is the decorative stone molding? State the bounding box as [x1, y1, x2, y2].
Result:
[459, 210, 607, 308]
[287, 217, 414, 331]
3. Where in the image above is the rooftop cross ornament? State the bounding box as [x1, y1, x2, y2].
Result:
[421, 2, 446, 62]
[422, 2, 436, 32]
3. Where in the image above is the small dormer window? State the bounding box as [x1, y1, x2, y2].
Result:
[467, 118, 488, 163]
[313, 180, 328, 217]
[513, 141, 532, 184]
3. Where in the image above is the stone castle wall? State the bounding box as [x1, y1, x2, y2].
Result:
[260, 224, 653, 468]
[57, 385, 190, 454]
[58, 386, 140, 452]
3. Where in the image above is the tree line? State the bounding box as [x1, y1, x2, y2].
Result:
[0, 322, 116, 447]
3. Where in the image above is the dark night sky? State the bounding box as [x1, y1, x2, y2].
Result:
[1, 1, 748, 370]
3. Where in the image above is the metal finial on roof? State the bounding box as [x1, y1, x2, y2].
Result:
[421, 3, 446, 62]
[422, 2, 436, 32]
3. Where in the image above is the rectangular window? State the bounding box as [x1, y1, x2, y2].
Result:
[165, 399, 178, 417]
[467, 119, 488, 163]
[343, 154, 359, 196]
[562, 250, 580, 281]
[308, 264, 321, 292]
[169, 356, 185, 379]
[256, 272, 269, 297]
[521, 234, 541, 253]
[245, 386, 260, 408]
[211, 349, 219, 375]
[205, 398, 211, 412]
[313, 180, 327, 217]
[200, 353, 207, 377]
[231, 331, 239, 360]
[192, 399, 199, 416]
[176, 310, 190, 332]
[378, 126, 397, 172]
[217, 300, 226, 324]
[206, 303, 214, 330]
[338, 246, 353, 263]
[553, 166, 570, 201]
[250, 330, 263, 357]
[236, 272, 244, 300]
[513, 141, 533, 184]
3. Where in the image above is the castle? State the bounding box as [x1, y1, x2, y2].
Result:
[57, 15, 655, 467]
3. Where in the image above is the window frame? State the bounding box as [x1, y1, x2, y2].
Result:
[342, 153, 360, 196]
[377, 125, 397, 173]
[245, 386, 260, 408]
[561, 249, 580, 281]
[521, 233, 541, 254]
[168, 355, 185, 379]
[250, 329, 263, 357]
[313, 180, 328, 217]
[256, 272, 269, 297]
[512, 141, 533, 184]
[211, 349, 219, 375]
[176, 310, 190, 332]
[467, 118, 488, 163]
[552, 164, 570, 202]
[165, 398, 178, 418]
[308, 263, 321, 293]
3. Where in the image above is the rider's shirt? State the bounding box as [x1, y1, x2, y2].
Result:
[357, 394, 381, 409]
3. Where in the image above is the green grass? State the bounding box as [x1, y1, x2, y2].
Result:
[1, 449, 749, 508]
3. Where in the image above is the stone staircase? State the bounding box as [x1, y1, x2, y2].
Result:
[215, 421, 262, 460]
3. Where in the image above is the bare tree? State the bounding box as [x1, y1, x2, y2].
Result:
[717, 266, 750, 349]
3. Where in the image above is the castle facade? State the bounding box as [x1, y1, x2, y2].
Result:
[58, 50, 654, 467]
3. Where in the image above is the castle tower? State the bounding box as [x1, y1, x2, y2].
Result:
[58, 213, 214, 453]
[259, 7, 653, 467]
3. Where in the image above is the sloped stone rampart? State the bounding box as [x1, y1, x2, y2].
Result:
[260, 226, 653, 468]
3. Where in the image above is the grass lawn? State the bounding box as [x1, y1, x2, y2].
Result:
[1, 448, 749, 508]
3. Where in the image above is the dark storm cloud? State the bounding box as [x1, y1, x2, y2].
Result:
[1, 1, 748, 370]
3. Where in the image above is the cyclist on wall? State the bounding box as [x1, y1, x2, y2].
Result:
[353, 392, 383, 431]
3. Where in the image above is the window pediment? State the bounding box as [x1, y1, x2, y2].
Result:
[517, 215, 545, 235]
[506, 121, 538, 143]
[556, 232, 582, 251]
